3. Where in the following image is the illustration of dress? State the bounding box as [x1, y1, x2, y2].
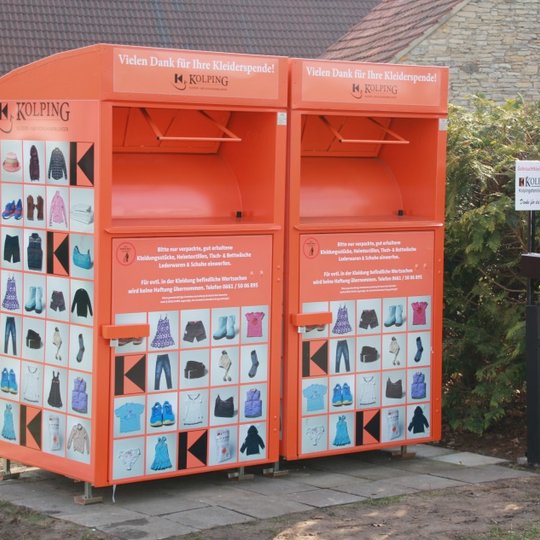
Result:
[332, 415, 351, 446]
[1, 404, 16, 440]
[150, 436, 172, 470]
[332, 305, 352, 334]
[47, 371, 63, 408]
[151, 316, 175, 348]
[2, 276, 19, 310]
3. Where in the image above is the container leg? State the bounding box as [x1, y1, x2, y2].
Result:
[227, 466, 254, 481]
[0, 458, 20, 480]
[391, 445, 416, 460]
[74, 482, 103, 505]
[262, 460, 289, 477]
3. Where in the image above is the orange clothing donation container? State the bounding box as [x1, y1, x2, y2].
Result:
[281, 59, 448, 460]
[0, 44, 287, 487]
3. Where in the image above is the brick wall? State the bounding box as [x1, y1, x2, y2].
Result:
[399, 0, 540, 105]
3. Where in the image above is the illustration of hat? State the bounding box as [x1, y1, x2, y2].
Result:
[2, 151, 21, 172]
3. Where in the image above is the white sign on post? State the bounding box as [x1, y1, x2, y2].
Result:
[516, 160, 540, 210]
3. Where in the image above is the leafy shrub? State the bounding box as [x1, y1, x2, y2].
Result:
[444, 97, 540, 433]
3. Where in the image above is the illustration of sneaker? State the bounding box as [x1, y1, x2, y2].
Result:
[0, 369, 9, 392]
[162, 401, 175, 425]
[13, 199, 23, 220]
[332, 384, 343, 407]
[150, 402, 163, 427]
[341, 383, 353, 406]
[8, 369, 17, 394]
[1, 201, 15, 219]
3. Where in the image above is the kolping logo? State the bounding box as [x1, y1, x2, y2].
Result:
[351, 83, 363, 100]
[351, 82, 399, 100]
[172, 72, 230, 92]
[173, 73, 187, 91]
[0, 103, 13, 134]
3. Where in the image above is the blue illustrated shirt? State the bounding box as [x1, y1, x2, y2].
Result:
[115, 402, 145, 433]
[303, 384, 327, 412]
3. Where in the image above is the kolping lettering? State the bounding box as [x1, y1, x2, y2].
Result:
[16, 101, 70, 121]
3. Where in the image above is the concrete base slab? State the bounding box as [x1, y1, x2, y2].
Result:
[436, 464, 535, 484]
[103, 515, 197, 540]
[393, 473, 468, 491]
[336, 478, 419, 499]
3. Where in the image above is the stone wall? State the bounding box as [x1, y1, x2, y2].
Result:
[399, 0, 540, 106]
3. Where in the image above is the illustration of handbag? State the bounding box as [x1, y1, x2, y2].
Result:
[385, 378, 403, 399]
[214, 395, 234, 418]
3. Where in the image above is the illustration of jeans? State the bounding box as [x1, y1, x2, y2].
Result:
[154, 354, 172, 390]
[4, 317, 16, 356]
[335, 340, 350, 373]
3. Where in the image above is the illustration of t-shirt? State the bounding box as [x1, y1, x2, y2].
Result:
[245, 312, 265, 338]
[358, 376, 377, 405]
[115, 402, 145, 433]
[302, 384, 327, 412]
[412, 302, 428, 325]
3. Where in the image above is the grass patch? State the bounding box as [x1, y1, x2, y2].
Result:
[458, 525, 540, 540]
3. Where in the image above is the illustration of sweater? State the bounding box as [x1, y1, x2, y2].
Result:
[67, 423, 90, 454]
[49, 191, 68, 226]
[240, 425, 265, 455]
[303, 383, 327, 412]
[412, 302, 428, 325]
[48, 147, 67, 180]
[71, 288, 93, 317]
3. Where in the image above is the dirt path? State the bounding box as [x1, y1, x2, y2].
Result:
[183, 473, 540, 540]
[1, 468, 539, 539]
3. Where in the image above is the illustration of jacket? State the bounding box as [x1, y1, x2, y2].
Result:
[67, 423, 90, 454]
[29, 144, 40, 180]
[49, 191, 68, 226]
[244, 388, 262, 418]
[71, 288, 93, 318]
[408, 406, 430, 434]
[71, 377, 88, 414]
[48, 147, 67, 180]
[240, 425, 265, 455]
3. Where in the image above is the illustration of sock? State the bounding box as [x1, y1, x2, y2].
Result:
[76, 333, 85, 363]
[248, 350, 259, 378]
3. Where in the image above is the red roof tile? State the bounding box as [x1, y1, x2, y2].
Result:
[324, 0, 464, 62]
[0, 0, 380, 75]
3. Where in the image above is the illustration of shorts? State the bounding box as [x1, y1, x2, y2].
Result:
[50, 290, 66, 312]
[359, 309, 379, 330]
[183, 321, 207, 342]
[3, 234, 21, 263]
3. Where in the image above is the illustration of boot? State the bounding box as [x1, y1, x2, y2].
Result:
[34, 286, 43, 314]
[226, 315, 236, 339]
[24, 286, 36, 312]
[384, 305, 396, 327]
[213, 316, 227, 340]
[395, 305, 404, 327]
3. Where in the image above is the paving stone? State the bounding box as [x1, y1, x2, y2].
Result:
[287, 488, 365, 508]
[165, 505, 254, 529]
[235, 475, 317, 496]
[291, 470, 361, 488]
[346, 464, 417, 481]
[408, 444, 456, 458]
[335, 478, 419, 499]
[57, 506, 148, 528]
[115, 493, 209, 516]
[436, 464, 535, 484]
[198, 486, 313, 519]
[431, 451, 507, 466]
[393, 473, 468, 491]
[103, 515, 197, 540]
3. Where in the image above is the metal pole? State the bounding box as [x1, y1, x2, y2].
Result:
[528, 211, 536, 304]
